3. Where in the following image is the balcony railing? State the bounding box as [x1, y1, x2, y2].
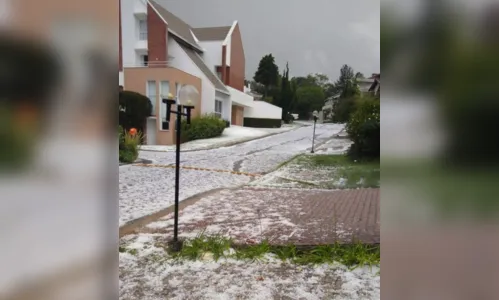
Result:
[123, 60, 174, 68]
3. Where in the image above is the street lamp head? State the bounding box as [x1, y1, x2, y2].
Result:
[178, 84, 200, 107]
[178, 85, 200, 124]
[312, 110, 319, 123]
[163, 93, 176, 122]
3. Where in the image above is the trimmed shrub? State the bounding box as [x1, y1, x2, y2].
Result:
[119, 90, 152, 134]
[243, 118, 282, 128]
[346, 98, 380, 160]
[181, 114, 226, 142]
[119, 126, 142, 163]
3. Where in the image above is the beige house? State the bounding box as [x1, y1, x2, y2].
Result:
[120, 0, 283, 145]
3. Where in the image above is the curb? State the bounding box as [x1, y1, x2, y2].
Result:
[139, 124, 307, 153]
[119, 158, 152, 167]
[119, 184, 248, 238]
[119, 188, 226, 238]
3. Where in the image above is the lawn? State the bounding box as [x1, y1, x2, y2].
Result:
[254, 154, 380, 189]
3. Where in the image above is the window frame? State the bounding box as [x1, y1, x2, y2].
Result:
[159, 81, 170, 131]
[214, 99, 223, 119]
[138, 19, 148, 41]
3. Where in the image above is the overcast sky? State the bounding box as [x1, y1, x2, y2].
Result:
[159, 0, 380, 81]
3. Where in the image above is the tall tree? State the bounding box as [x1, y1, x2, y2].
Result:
[295, 86, 325, 119]
[253, 54, 279, 97]
[333, 64, 359, 98]
[279, 62, 294, 121]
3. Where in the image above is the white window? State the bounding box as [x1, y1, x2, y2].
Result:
[146, 80, 156, 115]
[138, 19, 147, 41]
[215, 100, 223, 118]
[160, 81, 170, 130]
[176, 83, 182, 101]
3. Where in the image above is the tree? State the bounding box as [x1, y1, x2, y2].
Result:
[253, 54, 279, 97]
[355, 72, 365, 79]
[279, 62, 295, 122]
[312, 73, 330, 90]
[329, 65, 360, 122]
[293, 76, 317, 88]
[334, 64, 355, 93]
[295, 86, 325, 119]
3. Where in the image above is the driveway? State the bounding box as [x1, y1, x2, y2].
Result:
[119, 123, 345, 225]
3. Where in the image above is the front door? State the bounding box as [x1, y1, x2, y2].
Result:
[231, 105, 237, 125]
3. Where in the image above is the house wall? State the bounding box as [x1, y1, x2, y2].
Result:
[227, 23, 245, 92]
[216, 91, 231, 121]
[124, 66, 201, 145]
[227, 86, 253, 107]
[121, 0, 149, 67]
[197, 40, 223, 72]
[168, 37, 219, 118]
[147, 2, 168, 67]
[225, 35, 232, 66]
[221, 46, 227, 84]
[244, 101, 282, 119]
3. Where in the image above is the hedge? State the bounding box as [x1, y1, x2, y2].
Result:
[119, 90, 152, 134]
[181, 114, 226, 142]
[243, 118, 282, 128]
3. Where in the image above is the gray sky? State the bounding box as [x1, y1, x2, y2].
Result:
[159, 0, 380, 81]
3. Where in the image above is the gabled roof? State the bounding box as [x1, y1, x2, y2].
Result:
[148, 0, 203, 52]
[191, 26, 232, 41]
[178, 43, 229, 94]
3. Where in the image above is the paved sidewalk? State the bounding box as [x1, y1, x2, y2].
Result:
[139, 124, 303, 153]
[133, 187, 380, 245]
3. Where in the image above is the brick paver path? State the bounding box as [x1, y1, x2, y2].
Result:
[136, 187, 380, 245]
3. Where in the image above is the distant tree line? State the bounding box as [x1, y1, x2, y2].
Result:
[249, 53, 367, 121]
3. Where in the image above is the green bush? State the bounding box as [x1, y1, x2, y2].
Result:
[181, 114, 226, 142]
[119, 90, 152, 134]
[346, 97, 380, 160]
[332, 97, 357, 123]
[119, 126, 142, 163]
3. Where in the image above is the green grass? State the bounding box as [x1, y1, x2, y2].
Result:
[149, 234, 381, 269]
[290, 154, 380, 189]
[119, 246, 138, 256]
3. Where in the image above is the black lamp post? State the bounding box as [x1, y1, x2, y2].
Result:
[162, 86, 199, 252]
[311, 110, 319, 154]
